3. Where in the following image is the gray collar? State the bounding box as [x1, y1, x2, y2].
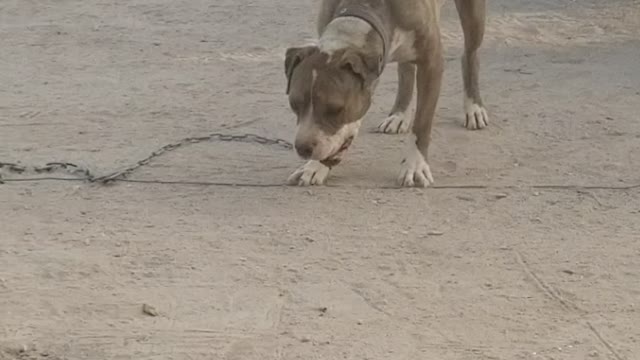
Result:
[334, 5, 390, 75]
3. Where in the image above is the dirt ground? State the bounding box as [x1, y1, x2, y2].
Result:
[1, 0, 640, 359]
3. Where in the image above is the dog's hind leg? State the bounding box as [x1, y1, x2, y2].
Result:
[455, 0, 489, 130]
[377, 63, 416, 134]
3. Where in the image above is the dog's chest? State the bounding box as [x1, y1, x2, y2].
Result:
[389, 29, 417, 62]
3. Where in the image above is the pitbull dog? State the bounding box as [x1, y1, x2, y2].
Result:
[285, 0, 489, 187]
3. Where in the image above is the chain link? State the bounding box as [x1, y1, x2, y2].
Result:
[0, 162, 26, 174]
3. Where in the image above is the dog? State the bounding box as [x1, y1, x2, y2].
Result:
[285, 0, 489, 187]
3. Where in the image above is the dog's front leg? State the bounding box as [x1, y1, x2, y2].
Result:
[287, 160, 332, 186]
[397, 52, 444, 188]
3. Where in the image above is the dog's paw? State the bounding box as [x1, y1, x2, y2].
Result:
[397, 147, 434, 188]
[377, 112, 412, 134]
[287, 161, 331, 186]
[464, 100, 489, 130]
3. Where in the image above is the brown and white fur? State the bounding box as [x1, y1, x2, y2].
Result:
[285, 0, 488, 187]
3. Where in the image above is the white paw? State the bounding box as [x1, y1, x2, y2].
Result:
[397, 144, 434, 188]
[464, 99, 489, 130]
[287, 161, 331, 186]
[377, 112, 412, 134]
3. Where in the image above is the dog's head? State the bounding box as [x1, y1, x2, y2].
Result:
[284, 45, 382, 166]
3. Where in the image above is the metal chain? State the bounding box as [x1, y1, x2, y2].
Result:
[93, 133, 292, 183]
[0, 161, 94, 183]
[2, 133, 639, 191]
[0, 133, 292, 184]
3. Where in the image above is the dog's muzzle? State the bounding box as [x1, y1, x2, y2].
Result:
[319, 135, 354, 167]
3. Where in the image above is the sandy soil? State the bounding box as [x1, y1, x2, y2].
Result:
[1, 0, 640, 359]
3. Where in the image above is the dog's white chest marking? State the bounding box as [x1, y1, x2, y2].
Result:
[390, 30, 417, 62]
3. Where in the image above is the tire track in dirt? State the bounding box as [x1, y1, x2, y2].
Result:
[515, 250, 627, 360]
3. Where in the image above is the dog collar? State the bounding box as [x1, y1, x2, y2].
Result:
[335, 5, 390, 75]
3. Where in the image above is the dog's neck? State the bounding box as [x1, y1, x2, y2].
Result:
[319, 17, 385, 61]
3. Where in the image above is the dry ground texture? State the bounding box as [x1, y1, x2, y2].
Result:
[1, 0, 640, 359]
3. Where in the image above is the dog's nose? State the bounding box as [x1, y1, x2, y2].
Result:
[295, 141, 314, 159]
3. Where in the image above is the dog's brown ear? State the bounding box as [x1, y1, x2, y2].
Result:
[284, 46, 318, 94]
[339, 49, 383, 87]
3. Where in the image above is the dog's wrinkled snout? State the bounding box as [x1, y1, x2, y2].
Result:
[295, 140, 315, 159]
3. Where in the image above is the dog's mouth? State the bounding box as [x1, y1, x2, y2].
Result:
[320, 136, 354, 167]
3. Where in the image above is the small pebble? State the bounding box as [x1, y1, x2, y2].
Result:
[427, 231, 444, 236]
[317, 307, 328, 315]
[142, 304, 159, 317]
